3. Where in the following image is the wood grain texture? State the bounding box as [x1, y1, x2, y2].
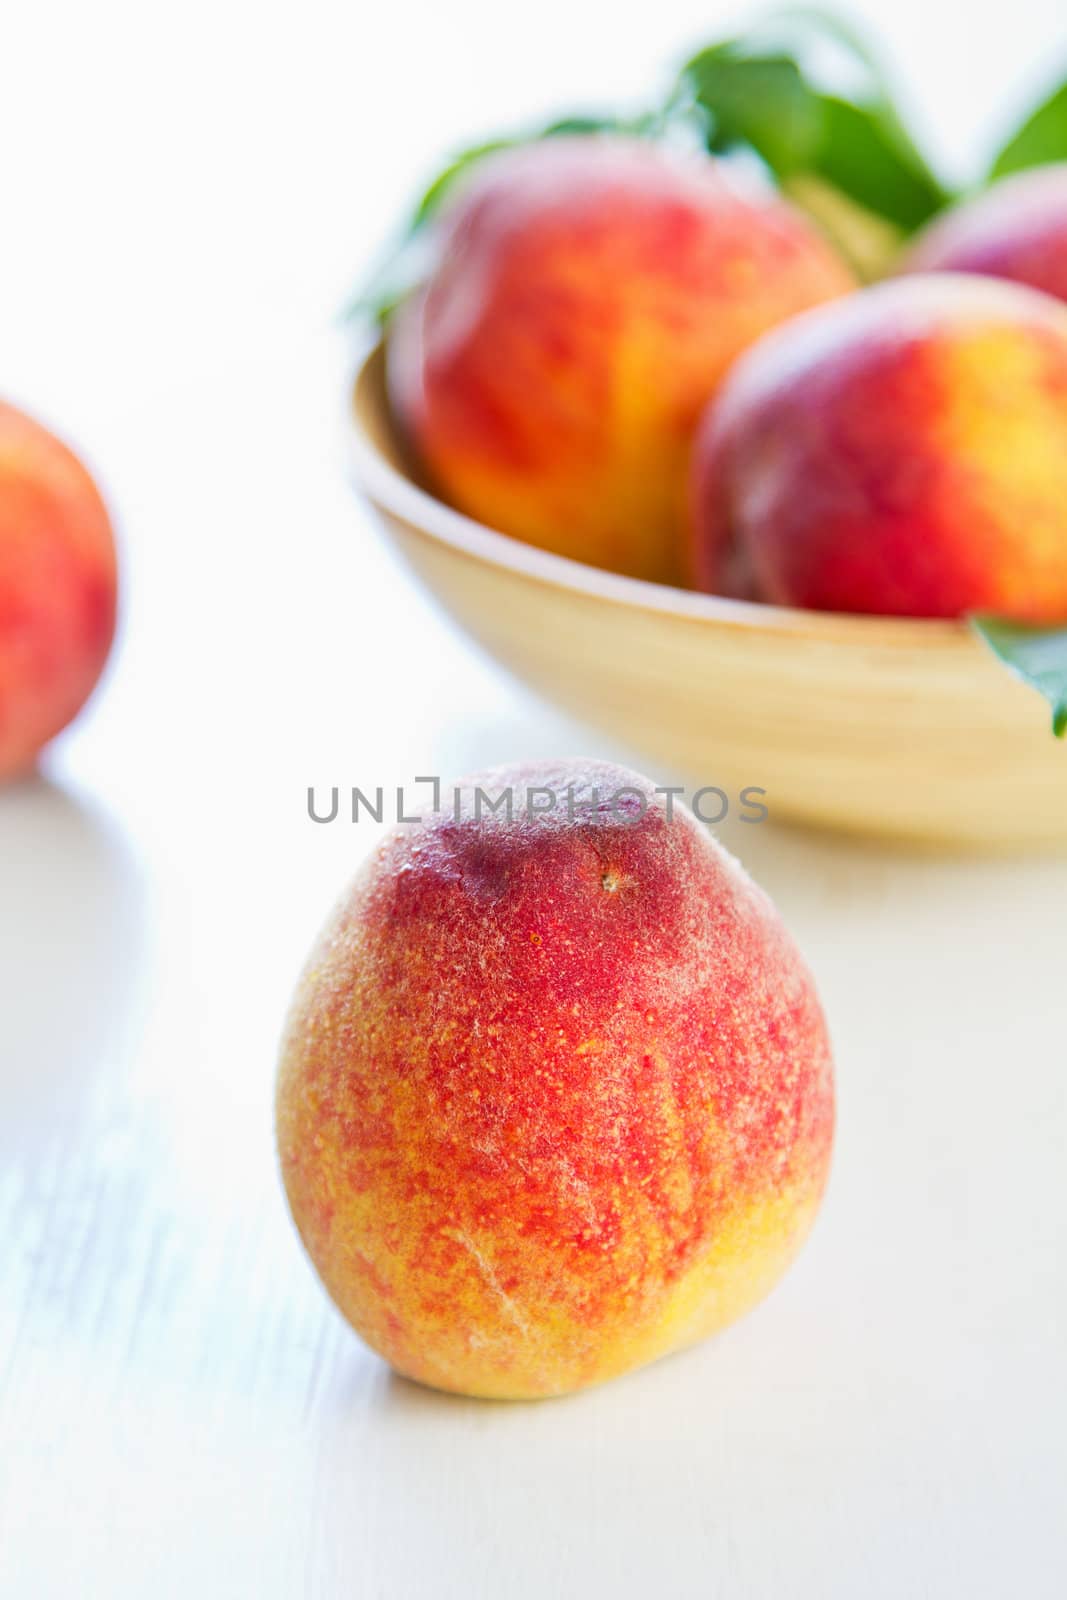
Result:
[352, 347, 1067, 848]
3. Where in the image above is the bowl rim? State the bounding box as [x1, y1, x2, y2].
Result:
[349, 341, 971, 652]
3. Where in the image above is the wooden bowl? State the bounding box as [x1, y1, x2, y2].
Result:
[349, 345, 1067, 848]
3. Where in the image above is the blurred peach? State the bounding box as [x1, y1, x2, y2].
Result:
[690, 275, 1067, 620]
[905, 165, 1067, 305]
[388, 137, 854, 586]
[0, 404, 117, 778]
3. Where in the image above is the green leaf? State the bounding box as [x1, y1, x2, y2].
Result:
[813, 94, 948, 230]
[410, 139, 518, 229]
[343, 233, 435, 329]
[971, 616, 1067, 737]
[541, 114, 640, 138]
[991, 77, 1067, 178]
[682, 48, 823, 175]
[675, 8, 950, 233]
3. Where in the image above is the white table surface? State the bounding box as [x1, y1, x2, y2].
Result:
[2, 3, 1066, 1595]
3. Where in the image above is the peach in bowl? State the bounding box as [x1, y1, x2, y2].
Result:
[347, 129, 1067, 851]
[349, 333, 1067, 852]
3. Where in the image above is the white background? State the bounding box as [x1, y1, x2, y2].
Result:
[2, 2, 1066, 1595]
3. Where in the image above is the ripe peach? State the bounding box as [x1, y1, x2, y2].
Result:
[905, 165, 1067, 305]
[0, 404, 117, 778]
[387, 137, 854, 586]
[277, 760, 834, 1400]
[690, 274, 1067, 619]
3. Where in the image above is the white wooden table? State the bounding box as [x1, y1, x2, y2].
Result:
[2, 3, 1066, 1594]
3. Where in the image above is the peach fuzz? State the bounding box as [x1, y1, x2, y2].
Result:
[689, 274, 1067, 619]
[905, 165, 1067, 305]
[387, 137, 854, 587]
[0, 403, 117, 779]
[276, 760, 834, 1400]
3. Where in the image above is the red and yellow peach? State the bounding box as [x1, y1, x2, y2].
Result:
[388, 137, 854, 586]
[277, 760, 834, 1399]
[690, 274, 1067, 620]
[0, 403, 117, 779]
[905, 164, 1067, 306]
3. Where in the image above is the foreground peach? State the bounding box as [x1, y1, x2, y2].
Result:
[277, 760, 834, 1399]
[0, 404, 117, 778]
[387, 137, 853, 586]
[905, 165, 1067, 305]
[690, 274, 1067, 619]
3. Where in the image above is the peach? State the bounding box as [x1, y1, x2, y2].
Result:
[690, 274, 1067, 619]
[276, 760, 834, 1400]
[0, 403, 117, 778]
[905, 165, 1067, 305]
[387, 137, 854, 586]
